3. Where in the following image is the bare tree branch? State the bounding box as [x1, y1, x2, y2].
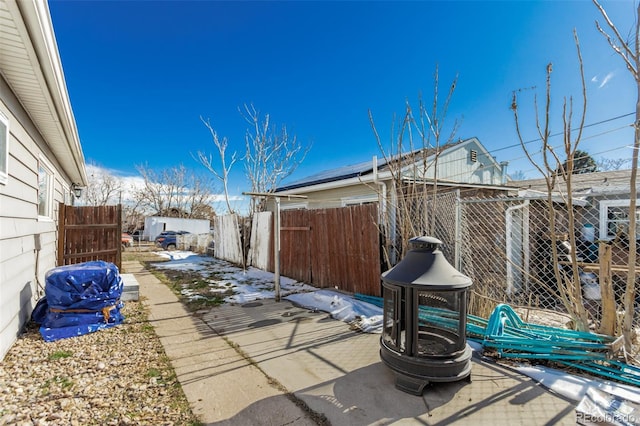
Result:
[82, 162, 123, 206]
[593, 0, 640, 353]
[197, 116, 238, 214]
[593, 0, 639, 78]
[133, 163, 217, 219]
[368, 65, 460, 263]
[510, 41, 590, 331]
[241, 104, 311, 214]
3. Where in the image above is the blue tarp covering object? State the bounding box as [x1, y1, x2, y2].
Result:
[31, 261, 125, 342]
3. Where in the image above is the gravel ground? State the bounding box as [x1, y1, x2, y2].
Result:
[0, 300, 200, 426]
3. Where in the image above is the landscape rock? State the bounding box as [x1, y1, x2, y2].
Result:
[0, 301, 197, 425]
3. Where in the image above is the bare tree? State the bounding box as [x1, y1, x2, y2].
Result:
[511, 31, 590, 332]
[133, 163, 217, 219]
[597, 157, 634, 171]
[122, 203, 145, 232]
[82, 162, 123, 206]
[134, 164, 169, 215]
[369, 65, 459, 265]
[593, 0, 639, 352]
[509, 170, 528, 181]
[196, 117, 238, 215]
[241, 104, 311, 214]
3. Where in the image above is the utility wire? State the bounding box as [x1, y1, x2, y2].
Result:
[490, 111, 635, 155]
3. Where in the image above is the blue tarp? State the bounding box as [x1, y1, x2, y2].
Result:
[31, 261, 125, 342]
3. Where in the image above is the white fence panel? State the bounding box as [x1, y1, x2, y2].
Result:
[213, 214, 244, 265]
[178, 233, 213, 254]
[248, 211, 272, 270]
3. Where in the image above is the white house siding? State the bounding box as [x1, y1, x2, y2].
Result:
[0, 77, 72, 360]
[282, 184, 381, 210]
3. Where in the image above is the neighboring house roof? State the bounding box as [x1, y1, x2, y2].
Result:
[276, 137, 503, 193]
[0, 0, 86, 185]
[277, 158, 387, 192]
[512, 170, 638, 197]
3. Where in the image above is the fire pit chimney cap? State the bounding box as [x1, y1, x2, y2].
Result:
[382, 236, 471, 289]
[409, 236, 442, 251]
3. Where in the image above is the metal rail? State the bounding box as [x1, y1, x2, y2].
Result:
[355, 294, 640, 387]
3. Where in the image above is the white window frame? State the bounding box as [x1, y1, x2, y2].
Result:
[598, 199, 640, 241]
[63, 184, 72, 206]
[280, 201, 308, 211]
[0, 111, 8, 185]
[38, 157, 55, 220]
[341, 194, 378, 207]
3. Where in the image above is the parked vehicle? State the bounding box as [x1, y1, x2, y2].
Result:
[131, 230, 144, 241]
[121, 232, 133, 247]
[154, 230, 190, 251]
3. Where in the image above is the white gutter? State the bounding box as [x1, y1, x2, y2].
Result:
[372, 156, 397, 262]
[372, 155, 387, 225]
[275, 169, 395, 196]
[517, 189, 589, 207]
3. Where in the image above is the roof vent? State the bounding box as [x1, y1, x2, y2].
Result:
[470, 150, 477, 163]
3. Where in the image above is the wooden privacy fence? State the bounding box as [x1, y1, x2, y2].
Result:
[214, 205, 382, 296]
[279, 204, 381, 296]
[57, 203, 122, 270]
[213, 214, 244, 265]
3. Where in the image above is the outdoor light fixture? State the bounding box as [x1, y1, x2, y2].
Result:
[380, 236, 473, 395]
[71, 184, 83, 198]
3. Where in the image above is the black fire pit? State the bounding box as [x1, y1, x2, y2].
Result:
[380, 236, 472, 395]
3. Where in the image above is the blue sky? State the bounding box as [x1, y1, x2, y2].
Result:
[48, 0, 637, 207]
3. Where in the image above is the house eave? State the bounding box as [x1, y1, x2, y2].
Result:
[403, 177, 514, 192]
[275, 170, 393, 195]
[517, 189, 589, 207]
[274, 171, 515, 197]
[1, 0, 86, 185]
[275, 171, 369, 192]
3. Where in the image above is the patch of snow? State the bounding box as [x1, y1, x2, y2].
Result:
[152, 250, 216, 270]
[285, 290, 382, 333]
[515, 364, 640, 404]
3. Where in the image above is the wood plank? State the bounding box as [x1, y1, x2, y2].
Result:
[63, 223, 119, 229]
[64, 250, 119, 260]
[559, 261, 640, 274]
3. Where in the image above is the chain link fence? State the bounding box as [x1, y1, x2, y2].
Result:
[392, 188, 639, 327]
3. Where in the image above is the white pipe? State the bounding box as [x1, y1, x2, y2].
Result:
[505, 200, 530, 295]
[274, 197, 281, 301]
[373, 156, 387, 228]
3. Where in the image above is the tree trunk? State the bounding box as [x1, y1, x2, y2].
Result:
[598, 243, 616, 336]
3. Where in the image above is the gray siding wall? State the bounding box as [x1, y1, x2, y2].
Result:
[0, 75, 70, 360]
